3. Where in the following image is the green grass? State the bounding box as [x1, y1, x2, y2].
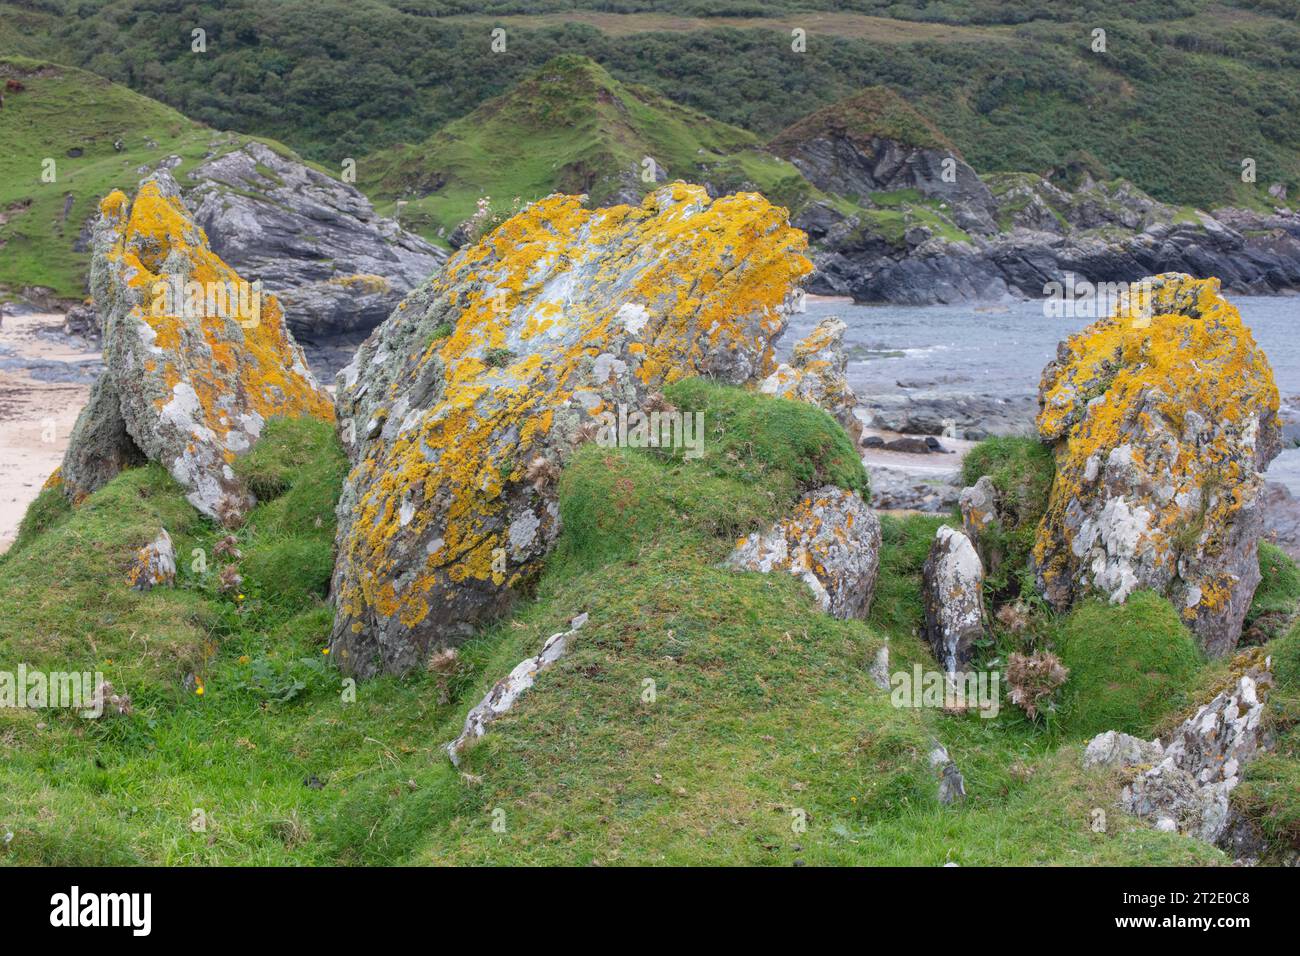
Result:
[0, 389, 1245, 866]
[1244, 542, 1300, 642]
[1054, 591, 1203, 741]
[0, 55, 325, 300]
[1234, 625, 1300, 857]
[959, 435, 1056, 604]
[360, 54, 811, 241]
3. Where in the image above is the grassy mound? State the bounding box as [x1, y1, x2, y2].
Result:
[0, 388, 1225, 866]
[1054, 591, 1202, 740]
[359, 54, 818, 243]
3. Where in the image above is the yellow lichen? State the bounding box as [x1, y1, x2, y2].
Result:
[97, 182, 334, 450]
[337, 184, 810, 634]
[1034, 274, 1279, 623]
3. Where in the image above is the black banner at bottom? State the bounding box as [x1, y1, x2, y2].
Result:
[0, 864, 1288, 942]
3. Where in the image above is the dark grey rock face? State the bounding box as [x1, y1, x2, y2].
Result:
[790, 147, 1300, 304]
[183, 142, 446, 337]
[779, 134, 998, 236]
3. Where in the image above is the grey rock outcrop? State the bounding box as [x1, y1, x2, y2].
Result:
[1121, 670, 1271, 844]
[797, 151, 1300, 305]
[727, 485, 882, 621]
[446, 613, 588, 766]
[921, 525, 985, 673]
[183, 141, 445, 337]
[1083, 730, 1164, 770]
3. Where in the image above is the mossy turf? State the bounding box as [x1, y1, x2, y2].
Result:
[0, 399, 1271, 866]
[1054, 591, 1203, 741]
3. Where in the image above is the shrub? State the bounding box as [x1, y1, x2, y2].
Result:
[1055, 591, 1202, 739]
[1006, 650, 1069, 720]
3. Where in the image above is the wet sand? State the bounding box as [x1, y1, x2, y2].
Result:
[0, 311, 99, 553]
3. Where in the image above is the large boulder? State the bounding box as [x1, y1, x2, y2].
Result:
[183, 141, 445, 337]
[59, 173, 334, 523]
[726, 485, 882, 620]
[330, 183, 811, 677]
[922, 525, 985, 673]
[1033, 274, 1281, 657]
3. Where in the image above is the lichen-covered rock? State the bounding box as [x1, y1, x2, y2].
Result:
[1121, 668, 1271, 843]
[59, 173, 334, 523]
[330, 183, 811, 677]
[446, 613, 588, 766]
[127, 528, 175, 591]
[1082, 730, 1163, 769]
[921, 525, 985, 673]
[759, 316, 862, 445]
[1033, 274, 1281, 657]
[958, 474, 1002, 572]
[726, 485, 881, 620]
[184, 141, 445, 337]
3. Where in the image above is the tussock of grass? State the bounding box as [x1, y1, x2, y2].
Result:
[663, 377, 868, 500]
[1054, 591, 1202, 740]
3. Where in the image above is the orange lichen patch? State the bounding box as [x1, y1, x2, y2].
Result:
[335, 184, 810, 635]
[40, 468, 63, 491]
[97, 182, 334, 437]
[1034, 274, 1280, 633]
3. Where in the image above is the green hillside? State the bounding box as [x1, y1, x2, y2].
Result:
[360, 54, 811, 242]
[0, 56, 312, 301]
[7, 0, 1298, 208]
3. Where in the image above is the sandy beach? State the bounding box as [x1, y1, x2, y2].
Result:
[0, 311, 98, 553]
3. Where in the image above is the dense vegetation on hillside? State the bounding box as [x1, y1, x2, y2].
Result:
[4, 0, 1298, 208]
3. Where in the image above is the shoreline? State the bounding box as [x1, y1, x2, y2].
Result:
[0, 311, 98, 553]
